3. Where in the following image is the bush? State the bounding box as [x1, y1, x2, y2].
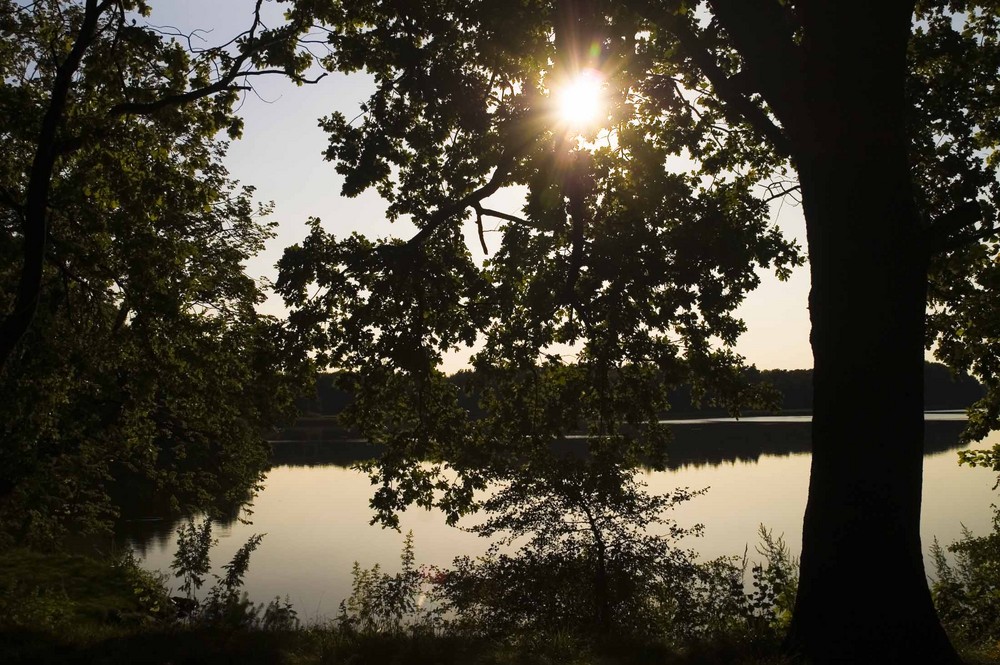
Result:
[344, 459, 800, 655]
[932, 506, 1000, 651]
[169, 518, 299, 631]
[427, 462, 707, 643]
[336, 531, 441, 635]
[0, 547, 177, 632]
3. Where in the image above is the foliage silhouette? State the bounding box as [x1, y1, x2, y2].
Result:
[0, 1, 316, 543]
[169, 518, 298, 631]
[337, 531, 440, 635]
[275, 1, 1000, 661]
[437, 462, 708, 640]
[335, 489, 799, 657]
[932, 506, 1000, 657]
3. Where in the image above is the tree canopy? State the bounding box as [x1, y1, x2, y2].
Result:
[277, 1, 1000, 662]
[0, 0, 314, 543]
[277, 0, 801, 525]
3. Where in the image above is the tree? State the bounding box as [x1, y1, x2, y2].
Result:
[917, 5, 1000, 485]
[434, 460, 710, 640]
[0, 0, 323, 371]
[0, 1, 315, 542]
[278, 1, 1000, 661]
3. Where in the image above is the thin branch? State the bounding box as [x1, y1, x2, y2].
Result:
[56, 10, 323, 155]
[563, 161, 588, 305]
[106, 83, 253, 117]
[49, 253, 98, 296]
[937, 223, 999, 254]
[0, 187, 22, 216]
[111, 300, 130, 332]
[762, 183, 801, 203]
[145, 23, 213, 51]
[472, 205, 489, 255]
[662, 76, 726, 152]
[927, 200, 981, 247]
[478, 206, 531, 226]
[106, 1, 294, 119]
[230, 69, 328, 84]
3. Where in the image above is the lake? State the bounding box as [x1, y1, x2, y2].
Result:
[118, 415, 1000, 624]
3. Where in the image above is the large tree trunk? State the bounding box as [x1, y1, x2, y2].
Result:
[787, 148, 959, 665]
[783, 3, 959, 662]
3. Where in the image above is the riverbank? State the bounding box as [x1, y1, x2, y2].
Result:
[2, 547, 997, 665]
[0, 548, 790, 665]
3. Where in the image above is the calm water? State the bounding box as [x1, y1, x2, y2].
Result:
[120, 417, 999, 623]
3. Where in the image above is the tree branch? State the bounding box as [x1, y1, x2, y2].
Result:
[0, 186, 22, 216]
[705, 0, 804, 127]
[472, 204, 490, 255]
[478, 206, 531, 226]
[563, 157, 589, 306]
[654, 7, 794, 159]
[0, 0, 106, 372]
[106, 83, 252, 118]
[58, 3, 322, 154]
[405, 151, 518, 248]
[935, 219, 999, 254]
[762, 183, 801, 203]
[927, 200, 981, 251]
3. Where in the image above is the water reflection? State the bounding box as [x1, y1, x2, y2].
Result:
[266, 418, 971, 471]
[115, 418, 997, 621]
[120, 419, 975, 553]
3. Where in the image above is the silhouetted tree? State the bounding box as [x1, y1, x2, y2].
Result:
[0, 0, 322, 370]
[0, 1, 316, 542]
[277, 1, 1000, 662]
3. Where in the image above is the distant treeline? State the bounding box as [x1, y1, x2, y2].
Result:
[296, 361, 983, 418]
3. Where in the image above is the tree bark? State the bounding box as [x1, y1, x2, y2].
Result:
[787, 150, 959, 665]
[782, 3, 960, 662]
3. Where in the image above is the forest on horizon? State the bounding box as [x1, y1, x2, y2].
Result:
[298, 361, 985, 420]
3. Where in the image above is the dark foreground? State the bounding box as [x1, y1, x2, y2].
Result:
[1, 548, 998, 665]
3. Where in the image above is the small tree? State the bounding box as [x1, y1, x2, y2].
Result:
[432, 458, 707, 640]
[171, 519, 216, 600]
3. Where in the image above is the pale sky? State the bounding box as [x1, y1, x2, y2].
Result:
[147, 0, 814, 371]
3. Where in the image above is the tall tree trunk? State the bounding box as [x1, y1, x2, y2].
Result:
[784, 3, 959, 661]
[787, 149, 959, 665]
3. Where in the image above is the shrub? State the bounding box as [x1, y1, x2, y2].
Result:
[395, 459, 800, 650]
[336, 531, 440, 635]
[426, 462, 707, 642]
[168, 518, 299, 631]
[932, 506, 1000, 650]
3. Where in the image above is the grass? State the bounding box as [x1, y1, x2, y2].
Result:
[0, 547, 160, 627]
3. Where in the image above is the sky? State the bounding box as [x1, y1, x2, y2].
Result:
[147, 0, 814, 371]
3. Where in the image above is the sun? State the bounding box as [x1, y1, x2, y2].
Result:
[554, 69, 605, 129]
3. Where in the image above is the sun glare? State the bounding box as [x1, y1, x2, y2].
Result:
[555, 69, 604, 129]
